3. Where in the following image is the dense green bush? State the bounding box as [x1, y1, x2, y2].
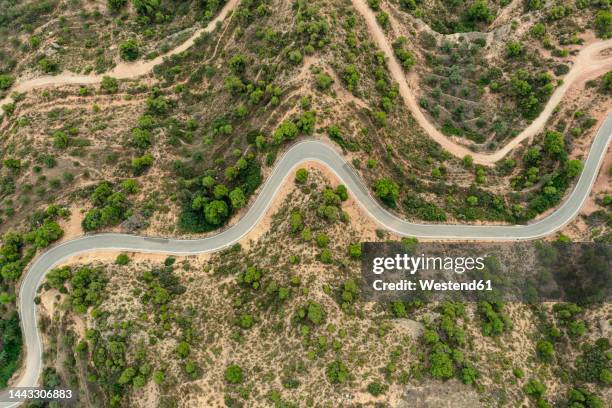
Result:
[478, 301, 512, 336]
[575, 339, 611, 384]
[179, 156, 262, 233]
[115, 254, 130, 265]
[295, 168, 309, 184]
[119, 39, 140, 61]
[594, 10, 611, 38]
[403, 194, 447, 221]
[393, 37, 416, 70]
[0, 74, 14, 91]
[374, 178, 399, 207]
[536, 340, 555, 362]
[100, 76, 119, 93]
[82, 182, 132, 231]
[315, 73, 333, 90]
[225, 364, 244, 384]
[566, 388, 605, 408]
[326, 359, 349, 384]
[0, 312, 22, 387]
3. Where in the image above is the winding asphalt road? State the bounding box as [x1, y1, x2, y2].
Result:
[0, 113, 610, 406]
[0, 0, 611, 402]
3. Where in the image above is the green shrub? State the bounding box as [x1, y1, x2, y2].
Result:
[175, 341, 190, 358]
[307, 301, 326, 325]
[115, 254, 130, 265]
[131, 153, 154, 175]
[0, 75, 14, 90]
[119, 39, 139, 61]
[367, 381, 386, 396]
[319, 248, 333, 263]
[101, 76, 119, 93]
[374, 178, 399, 206]
[326, 359, 349, 384]
[347, 243, 361, 259]
[536, 340, 555, 362]
[506, 41, 523, 57]
[52, 131, 69, 149]
[225, 364, 243, 384]
[316, 233, 329, 248]
[523, 378, 546, 398]
[295, 168, 309, 184]
[315, 73, 333, 90]
[342, 65, 360, 91]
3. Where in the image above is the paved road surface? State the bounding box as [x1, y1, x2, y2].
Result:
[0, 114, 610, 407]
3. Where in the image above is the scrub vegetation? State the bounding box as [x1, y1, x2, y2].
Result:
[34, 169, 610, 407]
[0, 0, 611, 401]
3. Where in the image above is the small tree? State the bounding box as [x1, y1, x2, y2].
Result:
[315, 73, 333, 90]
[204, 200, 228, 225]
[375, 178, 399, 206]
[536, 340, 555, 362]
[506, 41, 524, 57]
[594, 11, 611, 38]
[229, 187, 246, 209]
[225, 364, 243, 384]
[347, 243, 361, 259]
[115, 254, 130, 265]
[295, 168, 309, 184]
[326, 359, 349, 384]
[564, 160, 583, 178]
[544, 130, 565, 156]
[119, 39, 140, 61]
[101, 76, 119, 93]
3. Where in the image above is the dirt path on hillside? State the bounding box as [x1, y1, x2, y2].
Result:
[0, 0, 239, 111]
[490, 0, 521, 29]
[351, 0, 612, 166]
[1, 0, 611, 167]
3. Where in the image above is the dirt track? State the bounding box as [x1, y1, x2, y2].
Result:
[1, 0, 611, 167]
[351, 0, 612, 165]
[0, 0, 239, 109]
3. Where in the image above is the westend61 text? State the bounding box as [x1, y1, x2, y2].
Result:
[372, 279, 493, 292]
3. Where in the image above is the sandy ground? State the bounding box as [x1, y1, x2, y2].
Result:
[0, 0, 240, 115]
[59, 205, 85, 242]
[351, 0, 612, 165]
